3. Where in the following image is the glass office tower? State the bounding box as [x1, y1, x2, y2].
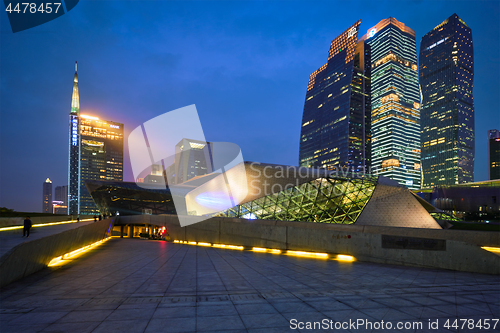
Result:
[489, 129, 500, 180]
[299, 20, 371, 173]
[419, 14, 474, 187]
[42, 178, 52, 213]
[79, 115, 124, 215]
[364, 18, 421, 190]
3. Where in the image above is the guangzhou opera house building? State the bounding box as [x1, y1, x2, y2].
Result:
[87, 162, 455, 229]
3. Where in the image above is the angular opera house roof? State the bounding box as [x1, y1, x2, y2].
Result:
[87, 162, 450, 229]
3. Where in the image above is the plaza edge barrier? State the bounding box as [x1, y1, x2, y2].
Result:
[117, 215, 500, 274]
[0, 216, 75, 228]
[0, 219, 114, 288]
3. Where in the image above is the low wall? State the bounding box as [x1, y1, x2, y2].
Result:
[0, 219, 114, 288]
[0, 216, 76, 228]
[117, 215, 500, 274]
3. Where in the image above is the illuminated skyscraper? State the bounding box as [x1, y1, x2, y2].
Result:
[419, 14, 474, 186]
[364, 18, 421, 190]
[299, 20, 371, 172]
[489, 129, 500, 180]
[42, 178, 52, 213]
[68, 62, 80, 215]
[67, 63, 124, 215]
[79, 115, 123, 215]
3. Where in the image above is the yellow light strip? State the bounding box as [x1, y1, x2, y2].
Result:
[172, 240, 353, 261]
[252, 247, 282, 254]
[48, 237, 111, 267]
[286, 250, 328, 259]
[252, 247, 267, 252]
[336, 254, 355, 262]
[481, 246, 500, 254]
[0, 218, 94, 232]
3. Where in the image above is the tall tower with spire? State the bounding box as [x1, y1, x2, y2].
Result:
[68, 61, 80, 215]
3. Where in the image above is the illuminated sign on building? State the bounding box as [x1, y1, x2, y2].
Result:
[426, 37, 448, 51]
[348, 26, 357, 38]
[71, 116, 78, 146]
[110, 124, 120, 129]
[368, 28, 377, 38]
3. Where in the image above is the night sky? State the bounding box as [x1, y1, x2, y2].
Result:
[1, 0, 499, 213]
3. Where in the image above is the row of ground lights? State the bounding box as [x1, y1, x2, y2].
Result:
[173, 240, 354, 262]
[48, 237, 112, 267]
[0, 218, 95, 232]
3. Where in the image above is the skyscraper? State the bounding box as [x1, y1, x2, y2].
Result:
[299, 20, 371, 172]
[54, 185, 68, 206]
[68, 62, 80, 215]
[489, 129, 500, 180]
[419, 14, 474, 187]
[79, 115, 124, 215]
[42, 178, 52, 213]
[364, 18, 421, 190]
[67, 63, 124, 215]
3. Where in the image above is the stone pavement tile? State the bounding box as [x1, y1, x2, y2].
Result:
[322, 309, 353, 322]
[341, 298, 382, 309]
[281, 311, 328, 324]
[235, 302, 278, 315]
[240, 313, 290, 329]
[197, 315, 245, 331]
[106, 307, 156, 321]
[152, 306, 195, 319]
[382, 308, 419, 321]
[430, 305, 457, 316]
[0, 313, 22, 324]
[248, 328, 294, 333]
[196, 304, 238, 317]
[7, 311, 68, 325]
[92, 319, 150, 333]
[269, 301, 317, 313]
[306, 299, 353, 312]
[145, 317, 195, 333]
[489, 304, 500, 316]
[371, 297, 419, 308]
[396, 306, 425, 319]
[117, 302, 160, 310]
[403, 296, 450, 306]
[357, 308, 389, 320]
[41, 321, 100, 333]
[420, 307, 454, 320]
[456, 304, 492, 317]
[0, 324, 50, 332]
[58, 309, 113, 322]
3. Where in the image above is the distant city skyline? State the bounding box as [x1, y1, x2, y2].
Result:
[1, 1, 499, 212]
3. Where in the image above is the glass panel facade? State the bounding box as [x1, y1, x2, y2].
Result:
[216, 176, 377, 224]
[365, 18, 421, 190]
[419, 14, 474, 187]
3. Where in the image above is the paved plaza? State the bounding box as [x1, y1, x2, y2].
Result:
[0, 238, 499, 332]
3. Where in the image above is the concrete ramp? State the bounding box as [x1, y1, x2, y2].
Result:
[0, 219, 113, 288]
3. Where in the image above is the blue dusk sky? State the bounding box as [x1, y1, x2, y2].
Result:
[1, 0, 499, 212]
